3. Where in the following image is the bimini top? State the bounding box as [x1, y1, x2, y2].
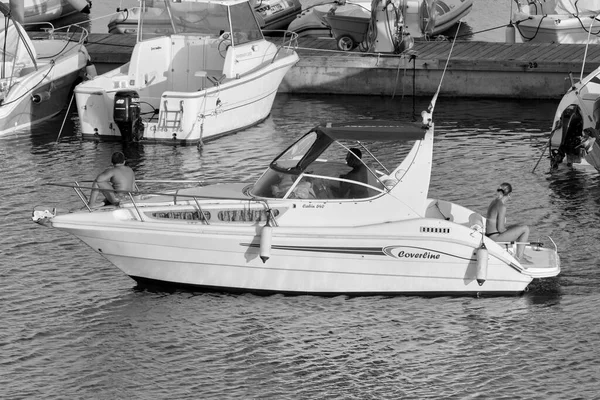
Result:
[316, 120, 427, 142]
[268, 119, 428, 174]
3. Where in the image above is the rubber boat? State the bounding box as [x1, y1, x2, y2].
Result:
[548, 67, 600, 171]
[33, 85, 561, 296]
[0, 3, 92, 135]
[287, 0, 473, 38]
[107, 0, 302, 34]
[0, 0, 91, 24]
[512, 0, 600, 43]
[75, 0, 299, 144]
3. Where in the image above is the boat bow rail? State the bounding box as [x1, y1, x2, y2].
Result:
[37, 181, 281, 226]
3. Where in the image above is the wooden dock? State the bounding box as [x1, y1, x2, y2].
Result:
[70, 33, 600, 99]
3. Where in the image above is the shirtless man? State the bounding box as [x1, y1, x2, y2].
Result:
[88, 151, 135, 207]
[339, 148, 369, 198]
[485, 182, 532, 264]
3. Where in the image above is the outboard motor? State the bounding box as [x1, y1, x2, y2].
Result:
[113, 90, 143, 142]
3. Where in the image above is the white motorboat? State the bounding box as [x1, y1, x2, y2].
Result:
[288, 0, 473, 39]
[0, 4, 92, 136]
[107, 0, 302, 34]
[76, 0, 299, 145]
[512, 0, 600, 44]
[548, 67, 600, 171]
[33, 94, 561, 296]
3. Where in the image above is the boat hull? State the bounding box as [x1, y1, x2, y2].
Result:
[0, 40, 88, 135]
[49, 205, 558, 296]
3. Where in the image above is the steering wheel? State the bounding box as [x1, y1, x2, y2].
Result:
[218, 32, 232, 58]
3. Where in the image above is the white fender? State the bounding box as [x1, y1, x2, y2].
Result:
[476, 243, 488, 286]
[259, 221, 272, 263]
[85, 60, 97, 80]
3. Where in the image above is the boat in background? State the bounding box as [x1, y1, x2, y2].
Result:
[0, 3, 92, 135]
[549, 68, 600, 171]
[76, 0, 299, 144]
[512, 0, 600, 43]
[33, 80, 560, 296]
[0, 0, 91, 24]
[108, 0, 302, 34]
[287, 0, 473, 39]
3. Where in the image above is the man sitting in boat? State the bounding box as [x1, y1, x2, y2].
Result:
[338, 148, 369, 198]
[88, 152, 136, 207]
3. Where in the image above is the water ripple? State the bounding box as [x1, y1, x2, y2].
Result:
[2, 95, 600, 399]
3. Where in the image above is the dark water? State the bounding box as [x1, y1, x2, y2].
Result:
[2, 94, 600, 399]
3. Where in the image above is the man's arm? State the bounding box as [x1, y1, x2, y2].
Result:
[88, 168, 115, 206]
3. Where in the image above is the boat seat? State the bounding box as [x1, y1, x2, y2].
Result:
[194, 70, 225, 86]
[581, 93, 599, 102]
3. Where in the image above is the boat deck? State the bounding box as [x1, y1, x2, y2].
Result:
[39, 32, 600, 99]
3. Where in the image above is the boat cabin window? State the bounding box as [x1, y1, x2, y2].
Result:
[229, 2, 264, 44]
[250, 132, 385, 200]
[140, 1, 262, 43]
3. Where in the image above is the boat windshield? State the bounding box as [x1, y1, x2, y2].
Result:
[250, 131, 387, 200]
[140, 0, 263, 43]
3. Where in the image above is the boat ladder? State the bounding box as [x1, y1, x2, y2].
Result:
[159, 99, 184, 131]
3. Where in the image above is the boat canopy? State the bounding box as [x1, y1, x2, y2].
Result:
[139, 0, 263, 43]
[248, 120, 427, 200]
[317, 120, 427, 141]
[270, 120, 426, 173]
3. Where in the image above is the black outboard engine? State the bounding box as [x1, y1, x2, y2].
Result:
[113, 90, 144, 142]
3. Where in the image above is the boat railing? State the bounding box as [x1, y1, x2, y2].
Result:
[263, 30, 299, 50]
[47, 181, 277, 226]
[24, 21, 90, 46]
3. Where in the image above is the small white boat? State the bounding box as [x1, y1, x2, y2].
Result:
[76, 0, 299, 144]
[34, 93, 561, 296]
[107, 0, 302, 34]
[549, 67, 600, 171]
[512, 0, 600, 44]
[0, 0, 91, 24]
[288, 0, 473, 38]
[0, 4, 92, 135]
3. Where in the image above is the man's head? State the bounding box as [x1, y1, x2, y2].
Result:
[497, 182, 512, 197]
[346, 148, 362, 167]
[111, 151, 126, 165]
